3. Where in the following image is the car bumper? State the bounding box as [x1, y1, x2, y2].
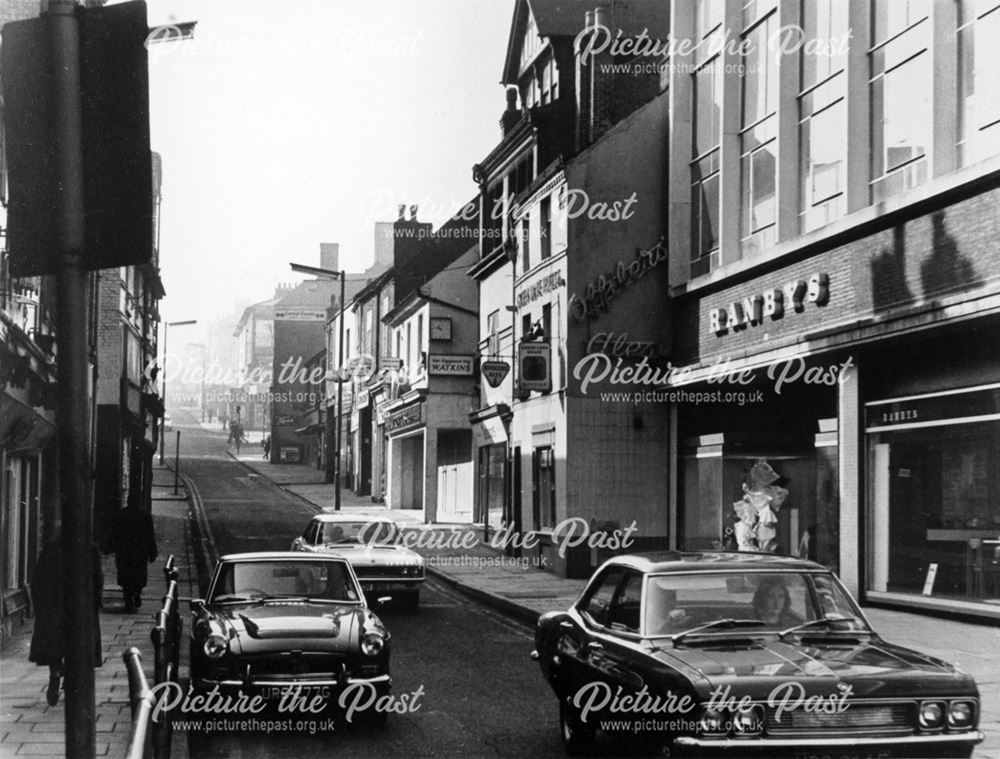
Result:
[358, 578, 423, 594]
[674, 731, 984, 755]
[191, 673, 391, 701]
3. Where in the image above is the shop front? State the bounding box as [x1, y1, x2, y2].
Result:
[862, 327, 1000, 619]
[386, 399, 426, 513]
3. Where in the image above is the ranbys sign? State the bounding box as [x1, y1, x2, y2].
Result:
[709, 273, 829, 336]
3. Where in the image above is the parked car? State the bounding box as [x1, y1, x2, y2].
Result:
[291, 514, 424, 608]
[532, 552, 984, 757]
[190, 552, 391, 720]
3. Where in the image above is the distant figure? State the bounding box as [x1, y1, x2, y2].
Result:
[220, 413, 228, 431]
[112, 504, 158, 612]
[262, 435, 271, 459]
[30, 537, 103, 706]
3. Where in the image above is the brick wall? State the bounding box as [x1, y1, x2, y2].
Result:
[674, 185, 1000, 365]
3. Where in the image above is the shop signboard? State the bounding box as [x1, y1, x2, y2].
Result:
[428, 354, 474, 376]
[386, 403, 423, 435]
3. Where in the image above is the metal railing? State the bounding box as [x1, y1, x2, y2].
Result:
[124, 555, 183, 759]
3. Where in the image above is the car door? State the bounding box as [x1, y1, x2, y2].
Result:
[291, 520, 318, 552]
[560, 569, 646, 709]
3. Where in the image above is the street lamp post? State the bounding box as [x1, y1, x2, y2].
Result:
[289, 263, 344, 510]
[159, 319, 196, 464]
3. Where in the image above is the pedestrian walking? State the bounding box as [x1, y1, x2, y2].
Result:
[29, 537, 103, 706]
[111, 503, 158, 612]
[262, 435, 271, 459]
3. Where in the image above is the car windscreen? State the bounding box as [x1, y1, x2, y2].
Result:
[642, 571, 868, 637]
[211, 561, 360, 603]
[320, 520, 399, 545]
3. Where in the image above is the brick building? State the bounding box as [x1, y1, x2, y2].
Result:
[655, 0, 1000, 621]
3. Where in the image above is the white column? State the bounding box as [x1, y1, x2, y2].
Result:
[838, 359, 861, 596]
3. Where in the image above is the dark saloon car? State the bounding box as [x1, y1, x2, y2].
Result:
[190, 552, 391, 716]
[291, 514, 425, 608]
[532, 552, 984, 758]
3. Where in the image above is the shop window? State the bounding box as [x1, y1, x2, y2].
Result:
[957, 0, 1000, 166]
[870, 0, 931, 202]
[868, 418, 1000, 602]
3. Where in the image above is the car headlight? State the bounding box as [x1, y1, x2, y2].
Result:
[203, 634, 228, 659]
[361, 632, 385, 657]
[918, 700, 945, 729]
[697, 707, 728, 737]
[732, 705, 764, 737]
[948, 700, 974, 729]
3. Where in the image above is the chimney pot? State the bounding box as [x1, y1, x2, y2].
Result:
[397, 204, 406, 220]
[409, 205, 418, 221]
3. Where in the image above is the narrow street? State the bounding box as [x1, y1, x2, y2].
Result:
[174, 412, 570, 758]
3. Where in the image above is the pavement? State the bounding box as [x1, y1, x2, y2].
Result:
[227, 450, 1000, 759]
[0, 465, 197, 758]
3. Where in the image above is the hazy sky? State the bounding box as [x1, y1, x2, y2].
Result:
[147, 0, 514, 344]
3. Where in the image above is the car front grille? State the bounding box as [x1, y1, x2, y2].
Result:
[765, 702, 914, 737]
[241, 652, 349, 679]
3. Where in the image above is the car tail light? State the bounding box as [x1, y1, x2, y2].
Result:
[947, 700, 974, 729]
[918, 701, 945, 730]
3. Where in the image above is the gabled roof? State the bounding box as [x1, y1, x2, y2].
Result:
[502, 0, 670, 85]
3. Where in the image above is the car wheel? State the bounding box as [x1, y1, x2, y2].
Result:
[559, 696, 595, 755]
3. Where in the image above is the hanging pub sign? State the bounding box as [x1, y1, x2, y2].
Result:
[481, 360, 511, 388]
[708, 273, 829, 335]
[518, 342, 551, 392]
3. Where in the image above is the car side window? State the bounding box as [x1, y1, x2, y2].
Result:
[304, 522, 318, 544]
[607, 572, 642, 633]
[579, 568, 624, 628]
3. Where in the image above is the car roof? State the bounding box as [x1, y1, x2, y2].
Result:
[603, 551, 829, 574]
[311, 514, 394, 523]
[219, 551, 351, 563]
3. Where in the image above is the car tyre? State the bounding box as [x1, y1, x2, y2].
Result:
[559, 695, 595, 755]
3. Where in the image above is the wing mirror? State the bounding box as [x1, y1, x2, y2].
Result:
[190, 598, 205, 611]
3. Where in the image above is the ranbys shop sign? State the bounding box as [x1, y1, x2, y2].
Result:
[709, 273, 829, 335]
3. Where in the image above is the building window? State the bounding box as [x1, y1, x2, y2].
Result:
[364, 310, 373, 355]
[520, 216, 531, 272]
[870, 0, 932, 202]
[539, 196, 552, 260]
[487, 310, 500, 357]
[416, 314, 423, 360]
[533, 446, 556, 529]
[800, 0, 848, 232]
[690, 57, 723, 275]
[957, 0, 1000, 166]
[740, 10, 779, 258]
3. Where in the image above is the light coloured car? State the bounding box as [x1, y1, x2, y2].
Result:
[291, 514, 424, 609]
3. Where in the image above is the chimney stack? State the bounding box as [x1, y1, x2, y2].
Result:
[397, 204, 406, 221]
[409, 204, 418, 221]
[320, 242, 339, 272]
[500, 86, 521, 135]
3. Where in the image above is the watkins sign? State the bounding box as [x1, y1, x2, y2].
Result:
[709, 273, 829, 336]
